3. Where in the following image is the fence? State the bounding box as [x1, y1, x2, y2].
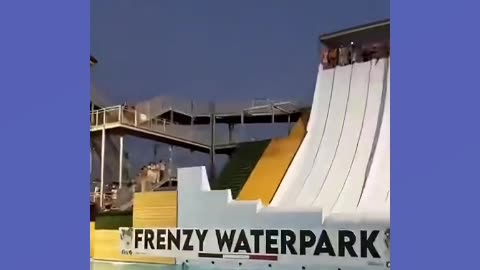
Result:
[90, 106, 240, 146]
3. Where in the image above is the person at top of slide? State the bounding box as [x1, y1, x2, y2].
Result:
[361, 44, 373, 62]
[321, 48, 330, 69]
[328, 48, 338, 67]
[338, 45, 350, 66]
[371, 42, 383, 60]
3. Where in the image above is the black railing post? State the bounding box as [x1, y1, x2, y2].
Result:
[209, 101, 216, 185]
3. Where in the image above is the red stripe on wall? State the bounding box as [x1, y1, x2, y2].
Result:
[249, 254, 278, 261]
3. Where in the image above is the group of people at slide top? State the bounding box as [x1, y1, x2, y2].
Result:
[321, 41, 390, 69]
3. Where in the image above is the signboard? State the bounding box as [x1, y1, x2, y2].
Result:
[120, 227, 390, 268]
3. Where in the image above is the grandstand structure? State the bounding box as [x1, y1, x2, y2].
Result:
[90, 57, 305, 208]
[91, 19, 390, 270]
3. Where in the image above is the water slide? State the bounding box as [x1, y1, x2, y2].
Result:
[270, 65, 335, 206]
[292, 63, 355, 206]
[271, 58, 390, 216]
[236, 112, 308, 205]
[331, 59, 388, 214]
[357, 60, 390, 213]
[310, 60, 372, 210]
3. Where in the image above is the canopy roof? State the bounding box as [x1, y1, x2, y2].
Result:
[320, 19, 390, 48]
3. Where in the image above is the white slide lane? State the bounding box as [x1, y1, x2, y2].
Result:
[331, 58, 388, 214]
[294, 64, 353, 206]
[270, 66, 335, 206]
[382, 61, 391, 212]
[271, 58, 390, 216]
[357, 59, 390, 213]
[386, 190, 390, 209]
[312, 61, 372, 211]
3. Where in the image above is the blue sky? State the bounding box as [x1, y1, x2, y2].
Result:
[90, 0, 389, 180]
[91, 0, 389, 103]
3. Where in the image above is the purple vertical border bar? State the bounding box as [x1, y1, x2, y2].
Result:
[393, 0, 480, 269]
[0, 0, 90, 270]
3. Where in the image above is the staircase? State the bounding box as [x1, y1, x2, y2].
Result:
[214, 140, 271, 198]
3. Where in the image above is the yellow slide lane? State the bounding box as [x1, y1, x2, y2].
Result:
[237, 112, 308, 205]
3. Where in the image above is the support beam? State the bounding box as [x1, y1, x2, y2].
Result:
[134, 110, 137, 126]
[287, 114, 291, 135]
[90, 146, 93, 176]
[147, 102, 151, 128]
[209, 102, 216, 184]
[168, 145, 173, 181]
[190, 100, 195, 126]
[228, 123, 234, 144]
[271, 104, 275, 123]
[119, 135, 124, 189]
[90, 139, 93, 176]
[100, 127, 106, 208]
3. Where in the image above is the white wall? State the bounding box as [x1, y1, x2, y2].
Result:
[176, 166, 390, 270]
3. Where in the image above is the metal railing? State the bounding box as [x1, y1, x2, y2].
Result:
[91, 193, 124, 210]
[133, 96, 306, 117]
[90, 106, 243, 146]
[90, 192, 115, 204]
[90, 181, 178, 210]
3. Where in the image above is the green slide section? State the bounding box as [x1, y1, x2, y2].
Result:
[214, 140, 271, 198]
[95, 210, 133, 230]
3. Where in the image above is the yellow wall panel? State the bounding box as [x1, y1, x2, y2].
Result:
[92, 191, 178, 264]
[90, 222, 95, 258]
[237, 113, 308, 204]
[133, 191, 177, 228]
[92, 229, 175, 264]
